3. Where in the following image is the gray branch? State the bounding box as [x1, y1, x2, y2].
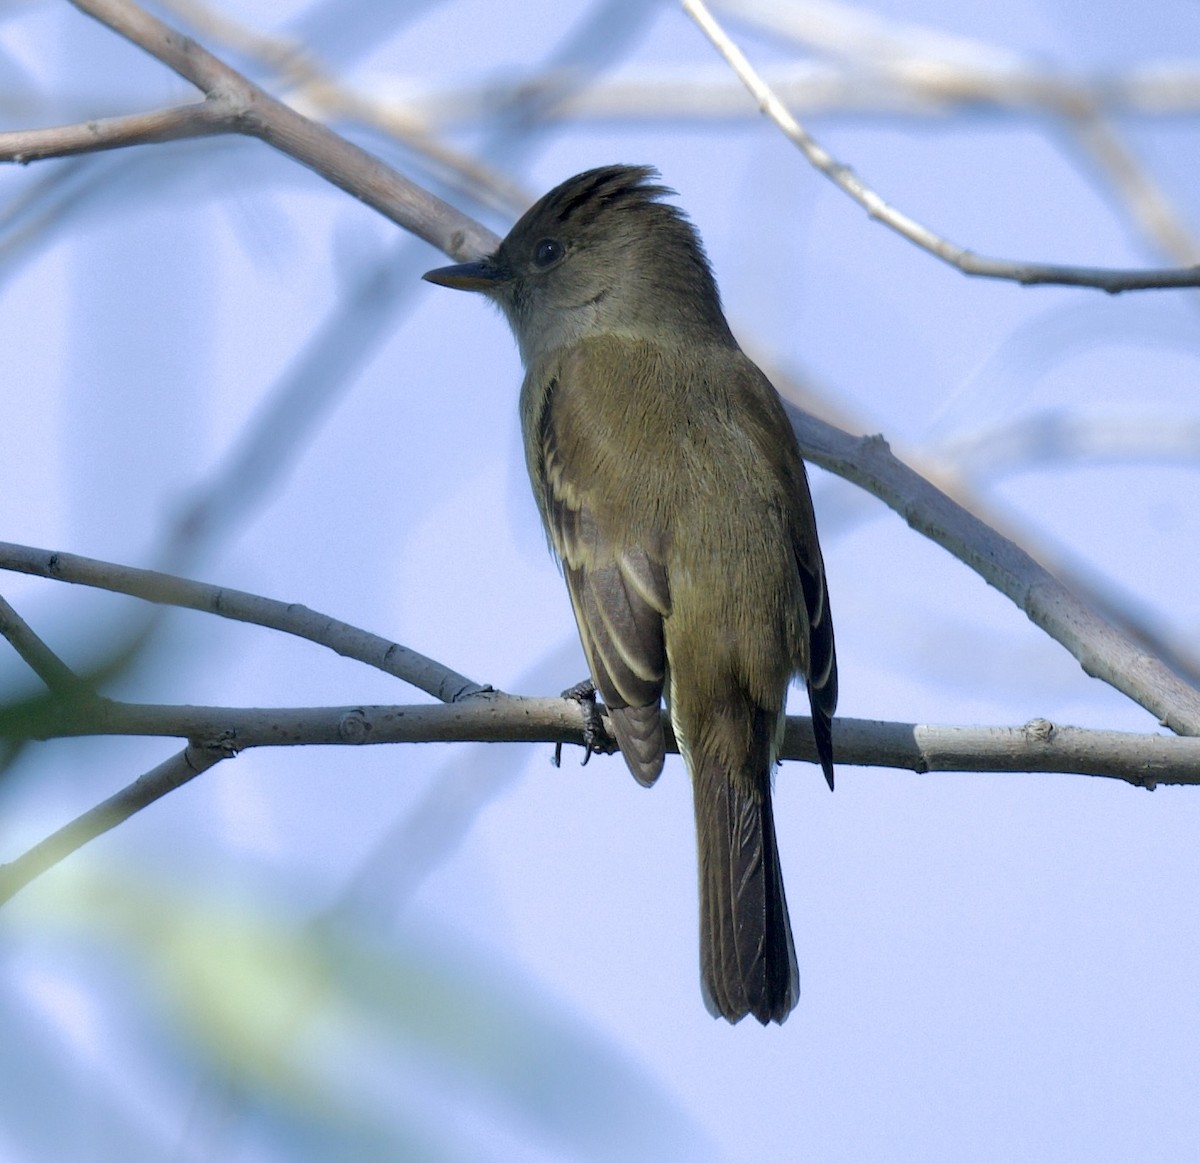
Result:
[786, 408, 1200, 737]
[0, 541, 483, 705]
[8, 694, 1197, 787]
[0, 0, 501, 260]
[684, 0, 1200, 293]
[0, 743, 228, 906]
[0, 696, 1191, 905]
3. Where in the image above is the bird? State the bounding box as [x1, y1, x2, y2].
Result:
[424, 165, 836, 1024]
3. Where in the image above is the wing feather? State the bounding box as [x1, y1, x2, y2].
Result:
[537, 379, 670, 786]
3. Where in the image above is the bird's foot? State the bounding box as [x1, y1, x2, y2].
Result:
[554, 678, 612, 767]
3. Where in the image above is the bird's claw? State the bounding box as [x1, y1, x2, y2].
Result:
[554, 678, 609, 767]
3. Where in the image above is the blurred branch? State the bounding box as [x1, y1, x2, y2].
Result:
[684, 0, 1200, 292]
[0, 0, 499, 260]
[0, 742, 227, 905]
[0, 542, 484, 705]
[937, 411, 1200, 480]
[351, 63, 1200, 127]
[717, 0, 1200, 118]
[918, 420, 1200, 691]
[159, 233, 428, 567]
[1066, 113, 1200, 267]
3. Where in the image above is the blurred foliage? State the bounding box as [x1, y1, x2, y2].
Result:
[3, 862, 710, 1161]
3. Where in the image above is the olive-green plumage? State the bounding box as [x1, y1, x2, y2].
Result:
[425, 165, 837, 1025]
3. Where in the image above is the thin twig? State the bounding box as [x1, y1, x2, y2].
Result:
[683, 0, 1200, 292]
[0, 542, 483, 705]
[0, 103, 228, 163]
[0, 743, 227, 905]
[724, 0, 1200, 274]
[0, 594, 90, 697]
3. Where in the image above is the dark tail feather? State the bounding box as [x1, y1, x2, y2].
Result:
[694, 747, 798, 1025]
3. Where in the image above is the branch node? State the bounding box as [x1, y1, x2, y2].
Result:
[194, 731, 238, 763]
[338, 708, 370, 743]
[451, 683, 495, 702]
[1023, 717, 1057, 743]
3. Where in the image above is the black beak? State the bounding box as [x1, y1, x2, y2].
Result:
[422, 259, 507, 293]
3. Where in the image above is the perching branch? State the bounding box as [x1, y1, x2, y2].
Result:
[6, 693, 1195, 786]
[8, 330, 1200, 749]
[683, 0, 1200, 292]
[0, 692, 1193, 905]
[1, 538, 1195, 906]
[0, 537, 1195, 782]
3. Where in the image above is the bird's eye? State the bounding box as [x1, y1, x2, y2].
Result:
[533, 239, 563, 267]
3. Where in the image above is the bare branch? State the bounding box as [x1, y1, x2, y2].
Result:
[683, 0, 1200, 292]
[2, 691, 1194, 906]
[0, 594, 92, 698]
[21, 0, 502, 260]
[0, 103, 228, 163]
[936, 412, 1200, 480]
[1, 692, 1194, 907]
[0, 542, 483, 705]
[156, 0, 531, 217]
[784, 406, 1200, 736]
[0, 742, 227, 906]
[9, 686, 1199, 786]
[716, 0, 1200, 119]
